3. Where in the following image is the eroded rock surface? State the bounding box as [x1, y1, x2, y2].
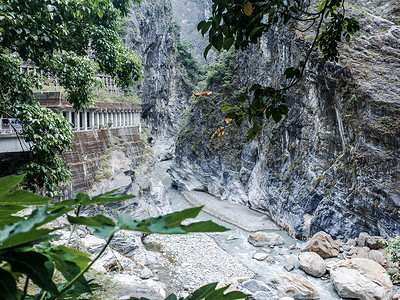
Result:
[330, 258, 393, 300]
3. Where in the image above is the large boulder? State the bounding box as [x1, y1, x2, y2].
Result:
[267, 273, 319, 299]
[298, 252, 326, 277]
[330, 258, 393, 300]
[248, 232, 284, 247]
[302, 231, 339, 258]
[358, 232, 385, 249]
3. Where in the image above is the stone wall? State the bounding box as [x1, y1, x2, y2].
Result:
[63, 126, 143, 193]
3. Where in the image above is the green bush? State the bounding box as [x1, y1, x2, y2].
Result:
[384, 235, 400, 282]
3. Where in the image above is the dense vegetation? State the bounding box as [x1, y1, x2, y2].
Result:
[0, 0, 143, 194]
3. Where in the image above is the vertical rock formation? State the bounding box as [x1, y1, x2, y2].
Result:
[169, 3, 400, 240]
[121, 0, 194, 159]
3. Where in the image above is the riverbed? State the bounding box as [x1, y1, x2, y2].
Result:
[151, 160, 342, 299]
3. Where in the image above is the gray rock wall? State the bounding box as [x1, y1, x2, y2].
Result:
[123, 0, 192, 138]
[169, 4, 400, 240]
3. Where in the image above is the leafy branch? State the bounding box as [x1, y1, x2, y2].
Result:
[0, 174, 247, 300]
[197, 0, 360, 139]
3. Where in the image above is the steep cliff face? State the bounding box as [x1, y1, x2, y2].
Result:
[122, 1, 192, 139]
[169, 4, 400, 240]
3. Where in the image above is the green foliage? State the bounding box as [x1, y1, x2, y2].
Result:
[132, 282, 249, 300]
[174, 24, 204, 85]
[0, 174, 233, 300]
[198, 0, 360, 138]
[203, 50, 236, 93]
[384, 235, 400, 282]
[0, 0, 144, 193]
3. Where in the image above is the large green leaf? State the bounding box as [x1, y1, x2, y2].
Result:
[0, 251, 59, 297]
[77, 191, 136, 205]
[0, 267, 17, 300]
[0, 228, 60, 250]
[0, 205, 24, 229]
[52, 190, 135, 208]
[0, 205, 73, 250]
[0, 189, 51, 205]
[130, 283, 249, 300]
[50, 245, 91, 270]
[0, 175, 25, 198]
[186, 282, 249, 300]
[68, 207, 228, 238]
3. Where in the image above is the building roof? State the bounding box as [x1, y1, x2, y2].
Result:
[35, 92, 142, 111]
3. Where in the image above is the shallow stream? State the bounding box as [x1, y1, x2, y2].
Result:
[153, 160, 342, 299]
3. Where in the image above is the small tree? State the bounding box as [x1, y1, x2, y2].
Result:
[0, 0, 143, 194]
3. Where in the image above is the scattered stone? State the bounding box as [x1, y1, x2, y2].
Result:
[302, 231, 339, 258]
[298, 252, 326, 277]
[330, 258, 393, 300]
[368, 249, 386, 266]
[366, 236, 385, 250]
[358, 232, 370, 247]
[253, 252, 268, 261]
[248, 232, 284, 247]
[325, 258, 341, 272]
[349, 246, 370, 259]
[81, 235, 106, 254]
[284, 256, 299, 272]
[113, 274, 166, 300]
[279, 298, 295, 300]
[334, 240, 344, 248]
[357, 233, 384, 249]
[139, 267, 153, 279]
[288, 244, 297, 250]
[252, 291, 277, 300]
[227, 235, 239, 241]
[392, 294, 400, 300]
[242, 279, 274, 294]
[346, 238, 358, 247]
[267, 273, 319, 299]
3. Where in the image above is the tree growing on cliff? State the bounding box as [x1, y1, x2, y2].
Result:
[0, 0, 143, 194]
[198, 0, 359, 138]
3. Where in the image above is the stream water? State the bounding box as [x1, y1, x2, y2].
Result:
[153, 160, 342, 299]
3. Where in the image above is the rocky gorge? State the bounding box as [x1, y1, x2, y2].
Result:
[168, 0, 400, 241]
[50, 0, 400, 299]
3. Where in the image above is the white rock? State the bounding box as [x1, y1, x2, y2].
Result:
[284, 256, 299, 272]
[140, 267, 153, 279]
[248, 232, 284, 247]
[368, 249, 386, 266]
[81, 235, 107, 254]
[302, 231, 339, 258]
[253, 252, 268, 261]
[298, 252, 326, 277]
[358, 232, 370, 247]
[349, 246, 370, 258]
[279, 298, 295, 300]
[330, 258, 393, 300]
[227, 235, 239, 241]
[112, 274, 166, 299]
[267, 273, 319, 299]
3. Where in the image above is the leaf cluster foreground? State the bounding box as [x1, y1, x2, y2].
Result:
[0, 174, 248, 300]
